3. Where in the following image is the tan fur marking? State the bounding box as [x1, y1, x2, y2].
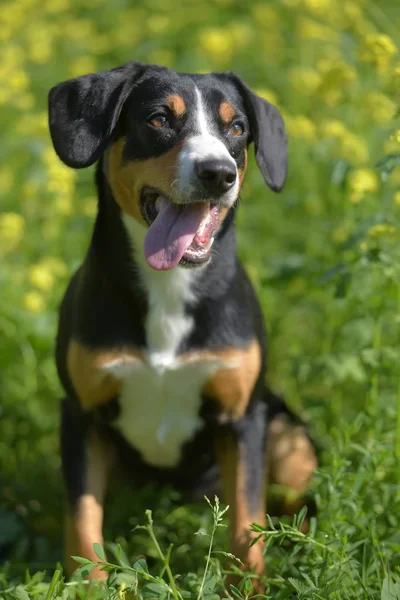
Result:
[67, 339, 141, 410]
[216, 434, 266, 590]
[167, 94, 186, 116]
[238, 149, 248, 187]
[107, 138, 184, 226]
[201, 340, 261, 419]
[219, 101, 236, 123]
[65, 433, 110, 579]
[267, 414, 317, 493]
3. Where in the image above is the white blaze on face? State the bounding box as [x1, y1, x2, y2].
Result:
[178, 86, 239, 202]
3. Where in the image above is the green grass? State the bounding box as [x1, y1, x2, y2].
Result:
[1, 0, 400, 597]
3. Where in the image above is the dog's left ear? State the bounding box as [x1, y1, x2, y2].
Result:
[48, 62, 144, 169]
[230, 74, 288, 192]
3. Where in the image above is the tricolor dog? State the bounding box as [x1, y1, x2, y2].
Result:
[48, 61, 317, 585]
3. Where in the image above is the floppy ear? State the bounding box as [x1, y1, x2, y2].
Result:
[230, 74, 288, 192]
[48, 62, 143, 168]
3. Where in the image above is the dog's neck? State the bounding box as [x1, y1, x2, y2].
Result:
[90, 159, 238, 358]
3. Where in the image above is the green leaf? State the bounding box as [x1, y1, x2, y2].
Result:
[92, 543, 105, 561]
[381, 576, 400, 600]
[133, 558, 149, 573]
[74, 563, 99, 579]
[143, 582, 169, 593]
[71, 556, 92, 566]
[10, 586, 30, 600]
[243, 578, 253, 596]
[203, 574, 217, 595]
[229, 585, 244, 599]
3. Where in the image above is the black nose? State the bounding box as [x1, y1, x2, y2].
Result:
[195, 159, 237, 195]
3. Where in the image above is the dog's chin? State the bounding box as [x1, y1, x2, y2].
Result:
[140, 187, 222, 269]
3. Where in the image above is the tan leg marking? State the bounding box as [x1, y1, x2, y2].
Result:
[216, 433, 266, 591]
[65, 432, 110, 579]
[267, 414, 317, 525]
[201, 340, 261, 420]
[67, 339, 141, 410]
[268, 414, 317, 493]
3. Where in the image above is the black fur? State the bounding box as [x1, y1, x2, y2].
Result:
[48, 62, 312, 574]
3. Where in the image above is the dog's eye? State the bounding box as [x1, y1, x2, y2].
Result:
[149, 114, 169, 128]
[230, 122, 244, 136]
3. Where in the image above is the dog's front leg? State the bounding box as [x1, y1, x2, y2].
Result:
[216, 402, 267, 590]
[61, 398, 109, 580]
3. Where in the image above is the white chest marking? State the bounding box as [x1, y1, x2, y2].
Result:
[122, 212, 196, 366]
[105, 354, 224, 467]
[106, 213, 226, 467]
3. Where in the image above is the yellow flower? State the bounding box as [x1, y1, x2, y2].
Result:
[29, 258, 68, 290]
[24, 291, 45, 314]
[199, 28, 234, 65]
[340, 133, 369, 165]
[319, 120, 348, 139]
[317, 60, 356, 106]
[288, 67, 321, 95]
[297, 17, 337, 42]
[303, 0, 334, 14]
[393, 192, 400, 206]
[42, 147, 76, 200]
[286, 115, 317, 143]
[29, 264, 55, 292]
[359, 33, 397, 74]
[367, 223, 396, 238]
[364, 92, 396, 124]
[43, 257, 69, 278]
[9, 70, 30, 92]
[0, 212, 25, 253]
[348, 169, 379, 203]
[384, 130, 400, 154]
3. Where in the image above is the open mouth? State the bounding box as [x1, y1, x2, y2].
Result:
[140, 187, 220, 271]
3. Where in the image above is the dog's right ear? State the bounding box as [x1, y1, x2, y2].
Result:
[48, 62, 144, 168]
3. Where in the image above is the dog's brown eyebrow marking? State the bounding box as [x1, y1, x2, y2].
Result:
[219, 101, 236, 123]
[167, 94, 186, 117]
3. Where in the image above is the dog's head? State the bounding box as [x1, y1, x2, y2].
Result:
[48, 61, 287, 271]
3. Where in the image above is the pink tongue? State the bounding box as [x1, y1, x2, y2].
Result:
[144, 199, 209, 271]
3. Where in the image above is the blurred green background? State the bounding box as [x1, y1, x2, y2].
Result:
[1, 0, 400, 595]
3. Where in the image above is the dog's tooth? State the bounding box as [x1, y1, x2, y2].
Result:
[205, 236, 215, 250]
[155, 196, 162, 212]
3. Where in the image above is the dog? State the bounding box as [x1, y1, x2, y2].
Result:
[48, 61, 317, 587]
